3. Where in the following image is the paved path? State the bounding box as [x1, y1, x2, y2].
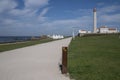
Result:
[0, 38, 72, 80]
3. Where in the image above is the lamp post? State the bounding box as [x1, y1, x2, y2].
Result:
[118, 28, 120, 39]
[72, 27, 79, 40]
[72, 27, 75, 40]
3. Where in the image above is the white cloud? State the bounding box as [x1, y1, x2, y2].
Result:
[39, 7, 49, 17]
[97, 2, 105, 6]
[2, 19, 17, 25]
[41, 15, 93, 31]
[0, 0, 120, 36]
[38, 7, 49, 21]
[97, 5, 120, 25]
[41, 19, 78, 28]
[41, 4, 120, 32]
[0, 0, 17, 13]
[66, 9, 92, 16]
[9, 0, 49, 17]
[99, 14, 120, 23]
[98, 5, 120, 15]
[9, 9, 31, 16]
[0, 0, 50, 26]
[24, 0, 49, 9]
[47, 16, 92, 26]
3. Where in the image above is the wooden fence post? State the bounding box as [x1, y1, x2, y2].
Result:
[62, 47, 68, 74]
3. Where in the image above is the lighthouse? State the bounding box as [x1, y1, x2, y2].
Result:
[93, 8, 97, 33]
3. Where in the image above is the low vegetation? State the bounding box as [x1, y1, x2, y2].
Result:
[0, 38, 53, 52]
[68, 34, 120, 80]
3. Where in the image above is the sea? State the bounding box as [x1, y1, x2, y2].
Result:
[0, 36, 39, 44]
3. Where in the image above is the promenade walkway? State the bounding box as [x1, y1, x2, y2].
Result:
[0, 38, 72, 80]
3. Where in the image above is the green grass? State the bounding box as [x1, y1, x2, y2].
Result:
[68, 35, 120, 80]
[0, 38, 53, 52]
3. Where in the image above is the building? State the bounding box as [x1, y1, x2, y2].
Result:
[92, 8, 119, 34]
[78, 8, 119, 35]
[79, 30, 87, 34]
[47, 35, 64, 39]
[79, 30, 92, 34]
[98, 26, 108, 33]
[78, 30, 92, 36]
[108, 28, 118, 33]
[97, 26, 118, 33]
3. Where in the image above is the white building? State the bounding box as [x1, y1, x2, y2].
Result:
[78, 30, 92, 36]
[79, 30, 91, 34]
[97, 26, 118, 33]
[48, 35, 64, 39]
[79, 30, 87, 34]
[108, 28, 118, 33]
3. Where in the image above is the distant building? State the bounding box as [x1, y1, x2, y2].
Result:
[78, 30, 92, 36]
[79, 30, 92, 34]
[79, 30, 87, 34]
[97, 26, 118, 33]
[108, 28, 118, 33]
[47, 35, 64, 39]
[88, 31, 92, 33]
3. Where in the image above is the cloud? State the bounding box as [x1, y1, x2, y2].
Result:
[0, 0, 49, 16]
[38, 7, 49, 22]
[97, 5, 120, 26]
[66, 9, 92, 16]
[39, 7, 49, 17]
[39, 17, 93, 35]
[9, 9, 31, 16]
[0, 0, 50, 36]
[97, 2, 105, 6]
[24, 0, 49, 9]
[0, 0, 50, 25]
[0, 0, 120, 36]
[2, 19, 17, 25]
[44, 4, 120, 32]
[98, 14, 120, 24]
[41, 15, 93, 32]
[98, 5, 120, 15]
[9, 0, 49, 17]
[0, 0, 17, 13]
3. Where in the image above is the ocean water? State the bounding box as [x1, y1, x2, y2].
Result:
[0, 36, 33, 43]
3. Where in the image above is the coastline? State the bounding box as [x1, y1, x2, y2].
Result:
[0, 40, 31, 45]
[0, 38, 53, 52]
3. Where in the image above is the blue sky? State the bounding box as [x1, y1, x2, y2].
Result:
[0, 0, 120, 36]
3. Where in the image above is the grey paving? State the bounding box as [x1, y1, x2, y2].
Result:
[0, 38, 72, 80]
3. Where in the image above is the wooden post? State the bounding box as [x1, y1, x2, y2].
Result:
[62, 47, 68, 74]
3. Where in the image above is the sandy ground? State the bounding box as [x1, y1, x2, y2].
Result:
[0, 38, 72, 80]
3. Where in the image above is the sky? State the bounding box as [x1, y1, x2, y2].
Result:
[0, 0, 120, 36]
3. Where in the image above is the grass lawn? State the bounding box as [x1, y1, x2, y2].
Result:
[0, 38, 53, 52]
[68, 35, 120, 80]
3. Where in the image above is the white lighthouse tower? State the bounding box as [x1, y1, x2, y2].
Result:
[93, 8, 97, 33]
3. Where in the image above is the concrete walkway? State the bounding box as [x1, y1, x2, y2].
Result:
[0, 38, 72, 80]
